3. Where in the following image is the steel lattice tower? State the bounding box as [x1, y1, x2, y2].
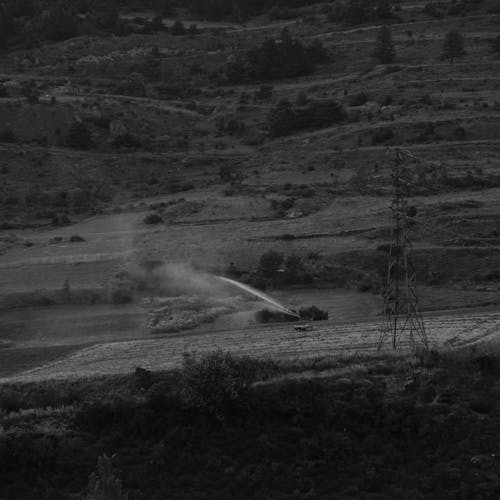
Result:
[378, 151, 428, 351]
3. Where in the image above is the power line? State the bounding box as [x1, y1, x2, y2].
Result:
[379, 150, 428, 351]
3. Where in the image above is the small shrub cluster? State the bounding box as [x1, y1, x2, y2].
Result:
[328, 0, 396, 26]
[269, 99, 346, 137]
[180, 350, 256, 421]
[226, 29, 328, 83]
[250, 250, 315, 289]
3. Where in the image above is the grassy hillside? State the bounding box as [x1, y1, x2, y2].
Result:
[1, 349, 500, 499]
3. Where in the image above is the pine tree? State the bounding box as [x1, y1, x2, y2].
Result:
[442, 29, 466, 63]
[86, 455, 128, 500]
[492, 34, 500, 55]
[373, 25, 395, 64]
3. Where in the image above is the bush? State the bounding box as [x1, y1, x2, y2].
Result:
[170, 19, 186, 35]
[269, 99, 346, 137]
[0, 127, 17, 143]
[299, 305, 329, 321]
[42, 2, 78, 41]
[109, 287, 133, 304]
[86, 454, 128, 500]
[143, 213, 163, 225]
[180, 350, 254, 421]
[112, 133, 142, 149]
[227, 29, 327, 83]
[258, 250, 284, 276]
[371, 127, 394, 145]
[255, 309, 297, 323]
[119, 72, 146, 97]
[349, 92, 369, 107]
[442, 29, 466, 63]
[66, 122, 92, 150]
[373, 25, 395, 64]
[492, 34, 500, 55]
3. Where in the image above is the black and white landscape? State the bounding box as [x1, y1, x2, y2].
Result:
[1, 1, 500, 498]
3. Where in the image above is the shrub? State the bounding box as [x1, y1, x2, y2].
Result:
[86, 454, 128, 500]
[180, 350, 254, 421]
[0, 388, 24, 412]
[349, 92, 369, 107]
[269, 99, 346, 137]
[255, 84, 273, 101]
[255, 309, 297, 323]
[455, 126, 466, 140]
[109, 287, 133, 304]
[227, 29, 326, 83]
[119, 72, 146, 97]
[42, 2, 78, 41]
[170, 19, 186, 35]
[371, 127, 394, 145]
[112, 133, 142, 149]
[442, 29, 466, 63]
[143, 213, 163, 225]
[258, 250, 284, 276]
[373, 25, 395, 64]
[299, 305, 329, 321]
[492, 34, 500, 55]
[0, 127, 17, 143]
[66, 122, 92, 150]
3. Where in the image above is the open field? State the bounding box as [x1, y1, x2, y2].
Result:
[3, 308, 499, 383]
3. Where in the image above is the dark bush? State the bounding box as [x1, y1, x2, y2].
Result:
[255, 309, 297, 323]
[269, 99, 346, 137]
[258, 250, 285, 276]
[299, 305, 329, 321]
[371, 127, 394, 145]
[86, 454, 128, 500]
[0, 127, 17, 143]
[42, 3, 78, 41]
[143, 213, 163, 225]
[112, 133, 142, 149]
[180, 350, 254, 421]
[455, 126, 466, 141]
[349, 92, 369, 107]
[66, 122, 92, 150]
[227, 29, 327, 83]
[170, 19, 186, 35]
[109, 287, 133, 304]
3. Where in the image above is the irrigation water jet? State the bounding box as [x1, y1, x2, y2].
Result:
[217, 276, 301, 318]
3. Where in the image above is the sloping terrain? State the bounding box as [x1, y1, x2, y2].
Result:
[1, 0, 500, 377]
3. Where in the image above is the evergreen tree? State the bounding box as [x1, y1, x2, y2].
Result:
[442, 29, 466, 63]
[373, 25, 395, 64]
[66, 121, 92, 150]
[0, 4, 14, 48]
[86, 455, 128, 500]
[170, 19, 186, 35]
[42, 2, 78, 41]
[492, 34, 500, 55]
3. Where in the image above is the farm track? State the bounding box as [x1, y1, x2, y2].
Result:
[5, 309, 500, 383]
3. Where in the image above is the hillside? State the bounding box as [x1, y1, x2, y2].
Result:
[2, 1, 500, 496]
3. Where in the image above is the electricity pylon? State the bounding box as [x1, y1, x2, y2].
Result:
[379, 151, 428, 351]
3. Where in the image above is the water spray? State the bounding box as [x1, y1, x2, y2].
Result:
[217, 276, 301, 319]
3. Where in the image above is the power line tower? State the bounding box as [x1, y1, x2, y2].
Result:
[379, 151, 428, 351]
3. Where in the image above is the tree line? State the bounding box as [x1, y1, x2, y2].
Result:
[226, 28, 328, 83]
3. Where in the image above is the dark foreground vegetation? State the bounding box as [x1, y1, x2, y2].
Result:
[1, 349, 500, 499]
